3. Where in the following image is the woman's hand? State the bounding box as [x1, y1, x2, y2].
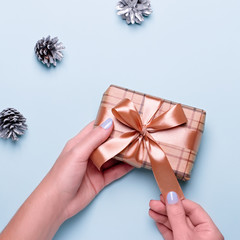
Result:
[149, 192, 224, 240]
[48, 119, 133, 220]
[0, 119, 133, 240]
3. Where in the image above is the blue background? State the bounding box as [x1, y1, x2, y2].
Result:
[0, 0, 239, 239]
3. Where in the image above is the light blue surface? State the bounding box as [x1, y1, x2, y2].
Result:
[0, 0, 240, 239]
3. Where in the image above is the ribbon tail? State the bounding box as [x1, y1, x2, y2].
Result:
[147, 139, 184, 200]
[91, 131, 138, 170]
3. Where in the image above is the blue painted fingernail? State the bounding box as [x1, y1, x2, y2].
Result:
[100, 118, 113, 130]
[167, 191, 178, 205]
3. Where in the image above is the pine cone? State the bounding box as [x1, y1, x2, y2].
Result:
[0, 108, 28, 141]
[34, 36, 65, 67]
[116, 0, 152, 24]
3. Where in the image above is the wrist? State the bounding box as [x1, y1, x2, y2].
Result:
[39, 171, 69, 224]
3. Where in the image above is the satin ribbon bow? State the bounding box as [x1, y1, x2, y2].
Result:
[91, 98, 187, 199]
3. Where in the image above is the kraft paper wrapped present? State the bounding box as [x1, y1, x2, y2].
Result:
[91, 85, 206, 199]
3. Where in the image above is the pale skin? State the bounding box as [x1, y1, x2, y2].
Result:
[0, 120, 223, 240]
[149, 195, 224, 240]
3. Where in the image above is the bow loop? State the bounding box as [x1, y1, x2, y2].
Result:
[147, 104, 187, 131]
[112, 99, 187, 137]
[112, 98, 143, 132]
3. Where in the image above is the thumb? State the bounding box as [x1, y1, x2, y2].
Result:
[166, 191, 188, 234]
[72, 118, 113, 161]
[86, 118, 114, 153]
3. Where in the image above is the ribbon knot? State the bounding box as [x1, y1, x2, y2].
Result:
[140, 126, 147, 137]
[91, 98, 188, 200]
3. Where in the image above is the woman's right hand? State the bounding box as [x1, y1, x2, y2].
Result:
[149, 192, 224, 240]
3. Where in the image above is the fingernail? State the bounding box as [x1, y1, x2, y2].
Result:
[167, 191, 178, 205]
[100, 118, 113, 130]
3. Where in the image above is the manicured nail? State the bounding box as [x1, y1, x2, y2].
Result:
[167, 191, 178, 205]
[100, 118, 113, 130]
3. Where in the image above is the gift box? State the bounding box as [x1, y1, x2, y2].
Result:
[91, 85, 206, 199]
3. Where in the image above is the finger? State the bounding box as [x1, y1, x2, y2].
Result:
[151, 197, 194, 230]
[186, 216, 195, 229]
[70, 118, 114, 162]
[64, 121, 95, 152]
[149, 200, 194, 230]
[156, 223, 173, 240]
[103, 163, 134, 186]
[149, 200, 167, 215]
[182, 199, 214, 226]
[166, 192, 188, 234]
[160, 194, 165, 204]
[149, 209, 171, 229]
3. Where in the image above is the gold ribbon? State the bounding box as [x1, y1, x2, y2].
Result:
[91, 98, 188, 200]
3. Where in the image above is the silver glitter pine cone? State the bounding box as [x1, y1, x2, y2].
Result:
[0, 108, 28, 141]
[116, 0, 152, 24]
[34, 36, 65, 67]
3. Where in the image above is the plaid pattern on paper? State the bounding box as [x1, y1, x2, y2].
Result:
[97, 85, 206, 181]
